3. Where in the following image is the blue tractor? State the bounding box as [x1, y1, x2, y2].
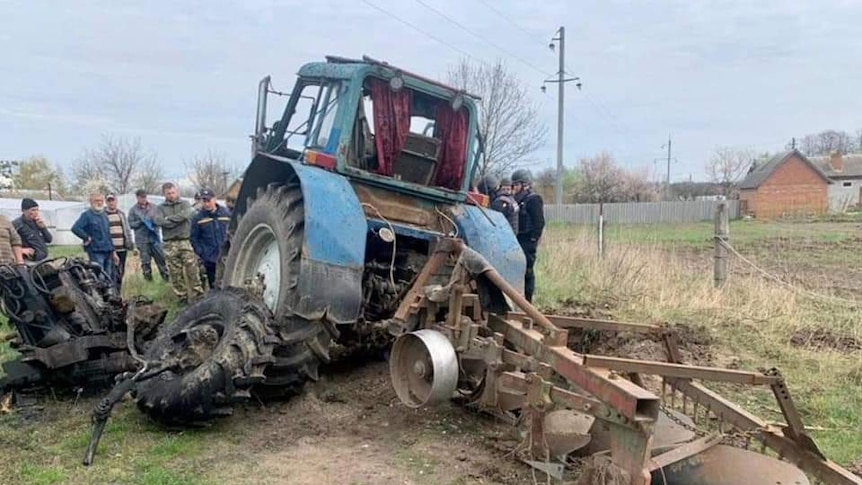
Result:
[132, 55, 525, 422]
[88, 57, 848, 485]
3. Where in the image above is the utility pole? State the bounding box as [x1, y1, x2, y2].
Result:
[554, 27, 565, 207]
[657, 134, 676, 200]
[666, 134, 672, 199]
[543, 27, 580, 207]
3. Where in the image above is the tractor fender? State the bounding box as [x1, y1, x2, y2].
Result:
[233, 154, 367, 324]
[453, 205, 526, 294]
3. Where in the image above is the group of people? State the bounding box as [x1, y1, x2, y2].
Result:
[477, 169, 545, 303]
[59, 183, 232, 302]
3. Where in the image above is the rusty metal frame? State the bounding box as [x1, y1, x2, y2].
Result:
[388, 238, 862, 485]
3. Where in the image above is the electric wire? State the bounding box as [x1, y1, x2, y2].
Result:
[413, 0, 552, 78]
[361, 202, 398, 288]
[359, 0, 484, 65]
[475, 0, 553, 51]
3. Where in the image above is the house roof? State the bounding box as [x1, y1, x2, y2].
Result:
[738, 149, 830, 190]
[810, 154, 862, 179]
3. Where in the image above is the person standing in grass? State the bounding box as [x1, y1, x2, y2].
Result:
[155, 182, 203, 303]
[191, 189, 231, 289]
[105, 194, 134, 290]
[71, 193, 119, 280]
[511, 169, 545, 303]
[128, 189, 170, 282]
[13, 198, 53, 263]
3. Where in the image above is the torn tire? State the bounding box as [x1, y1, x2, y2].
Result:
[134, 288, 275, 425]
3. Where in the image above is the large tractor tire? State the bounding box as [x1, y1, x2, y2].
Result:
[222, 184, 332, 399]
[134, 288, 275, 425]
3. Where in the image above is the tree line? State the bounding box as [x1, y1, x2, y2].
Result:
[3, 135, 241, 199]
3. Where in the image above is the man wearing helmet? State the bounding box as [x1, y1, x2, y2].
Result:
[510, 168, 545, 302]
[477, 174, 519, 232]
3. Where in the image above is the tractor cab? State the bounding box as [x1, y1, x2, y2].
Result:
[252, 55, 482, 204]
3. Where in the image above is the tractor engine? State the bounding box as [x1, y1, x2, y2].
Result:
[0, 258, 166, 392]
[361, 231, 428, 322]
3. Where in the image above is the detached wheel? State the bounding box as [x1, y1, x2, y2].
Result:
[135, 288, 275, 425]
[222, 184, 332, 399]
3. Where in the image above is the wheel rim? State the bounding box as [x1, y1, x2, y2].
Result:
[229, 223, 282, 311]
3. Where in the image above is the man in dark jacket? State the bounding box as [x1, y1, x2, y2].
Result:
[511, 169, 545, 303]
[191, 189, 231, 288]
[128, 189, 169, 282]
[13, 198, 53, 262]
[155, 182, 203, 302]
[71, 193, 118, 280]
[477, 175, 519, 232]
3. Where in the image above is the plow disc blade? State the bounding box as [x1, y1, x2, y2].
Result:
[582, 408, 697, 455]
[650, 444, 810, 485]
[543, 410, 594, 458]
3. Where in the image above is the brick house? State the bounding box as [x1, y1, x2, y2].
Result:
[738, 149, 830, 218]
[810, 152, 862, 211]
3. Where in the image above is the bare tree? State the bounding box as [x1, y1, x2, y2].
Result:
[706, 146, 757, 196]
[134, 156, 165, 194]
[448, 59, 546, 178]
[571, 153, 656, 203]
[791, 129, 857, 156]
[187, 151, 236, 195]
[70, 158, 109, 196]
[79, 135, 157, 194]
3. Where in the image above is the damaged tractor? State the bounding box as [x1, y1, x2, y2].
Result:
[80, 56, 860, 484]
[0, 257, 166, 394]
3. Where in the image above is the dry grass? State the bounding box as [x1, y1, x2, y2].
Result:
[534, 226, 862, 465]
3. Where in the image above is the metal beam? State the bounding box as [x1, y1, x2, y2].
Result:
[488, 315, 660, 423]
[582, 355, 780, 385]
[671, 379, 862, 485]
[509, 313, 663, 334]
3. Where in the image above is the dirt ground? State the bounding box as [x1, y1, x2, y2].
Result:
[213, 359, 532, 485]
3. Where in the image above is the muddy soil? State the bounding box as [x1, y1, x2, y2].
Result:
[216, 359, 532, 485]
[790, 328, 862, 354]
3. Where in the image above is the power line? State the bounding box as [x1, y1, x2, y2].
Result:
[474, 0, 552, 52]
[359, 0, 484, 65]
[412, 0, 552, 78]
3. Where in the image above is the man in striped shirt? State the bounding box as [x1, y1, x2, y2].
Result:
[105, 194, 134, 290]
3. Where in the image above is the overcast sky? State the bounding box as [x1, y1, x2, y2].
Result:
[1, 0, 861, 182]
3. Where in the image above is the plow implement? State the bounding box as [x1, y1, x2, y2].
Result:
[387, 239, 861, 484]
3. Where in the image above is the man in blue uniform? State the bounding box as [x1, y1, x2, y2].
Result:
[191, 189, 231, 289]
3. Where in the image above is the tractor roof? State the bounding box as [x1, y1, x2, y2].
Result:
[296, 55, 480, 101]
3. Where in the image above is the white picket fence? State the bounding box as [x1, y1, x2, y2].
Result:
[545, 200, 740, 225]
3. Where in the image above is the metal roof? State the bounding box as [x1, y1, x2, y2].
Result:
[810, 154, 862, 179]
[738, 149, 831, 190]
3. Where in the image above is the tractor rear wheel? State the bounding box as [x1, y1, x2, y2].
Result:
[134, 288, 275, 425]
[222, 184, 332, 399]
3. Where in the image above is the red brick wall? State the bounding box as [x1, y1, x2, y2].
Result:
[748, 155, 828, 219]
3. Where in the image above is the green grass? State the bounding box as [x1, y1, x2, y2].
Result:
[18, 463, 68, 485]
[552, 219, 861, 250]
